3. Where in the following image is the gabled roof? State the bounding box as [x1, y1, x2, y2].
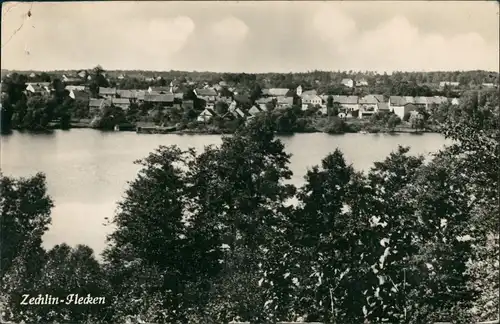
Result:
[389, 96, 411, 106]
[200, 108, 216, 116]
[333, 95, 359, 104]
[359, 94, 384, 105]
[89, 98, 106, 108]
[112, 98, 130, 105]
[255, 97, 274, 104]
[65, 85, 86, 91]
[263, 88, 290, 97]
[301, 89, 318, 96]
[144, 93, 174, 103]
[195, 88, 218, 97]
[149, 86, 171, 93]
[301, 94, 323, 102]
[116, 89, 138, 99]
[277, 96, 293, 105]
[71, 90, 89, 100]
[99, 87, 116, 95]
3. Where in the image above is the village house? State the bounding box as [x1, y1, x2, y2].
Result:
[255, 97, 275, 111]
[248, 105, 265, 117]
[111, 98, 131, 110]
[341, 78, 354, 88]
[197, 108, 216, 122]
[301, 94, 323, 110]
[26, 83, 51, 96]
[89, 98, 107, 116]
[69, 89, 90, 102]
[143, 93, 174, 107]
[389, 96, 419, 120]
[231, 107, 250, 119]
[65, 85, 86, 92]
[451, 98, 460, 105]
[301, 89, 318, 97]
[99, 87, 117, 99]
[276, 96, 294, 109]
[148, 85, 173, 94]
[482, 83, 497, 88]
[194, 88, 218, 104]
[358, 94, 385, 118]
[117, 74, 125, 80]
[76, 70, 87, 79]
[333, 95, 360, 112]
[262, 88, 290, 99]
[62, 74, 82, 84]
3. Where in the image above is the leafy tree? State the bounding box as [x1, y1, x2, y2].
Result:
[88, 65, 110, 97]
[387, 114, 402, 130]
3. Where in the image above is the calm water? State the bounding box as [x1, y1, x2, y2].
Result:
[1, 129, 452, 256]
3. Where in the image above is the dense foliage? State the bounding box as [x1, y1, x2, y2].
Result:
[0, 89, 498, 323]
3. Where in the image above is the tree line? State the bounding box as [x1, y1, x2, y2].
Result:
[1, 90, 498, 323]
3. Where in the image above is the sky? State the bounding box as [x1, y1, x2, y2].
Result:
[1, 1, 499, 73]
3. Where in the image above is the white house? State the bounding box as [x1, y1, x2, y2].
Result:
[389, 96, 418, 120]
[26, 83, 51, 95]
[301, 94, 323, 110]
[197, 108, 216, 122]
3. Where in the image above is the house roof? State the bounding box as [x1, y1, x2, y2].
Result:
[359, 94, 384, 105]
[144, 93, 174, 103]
[195, 88, 218, 97]
[65, 85, 86, 91]
[333, 95, 359, 104]
[200, 108, 216, 116]
[302, 94, 323, 102]
[116, 90, 137, 98]
[390, 96, 412, 106]
[234, 94, 251, 104]
[112, 98, 130, 105]
[150, 86, 171, 93]
[255, 97, 274, 104]
[263, 88, 290, 97]
[301, 89, 318, 96]
[174, 93, 184, 99]
[277, 97, 293, 105]
[341, 78, 353, 84]
[89, 98, 105, 108]
[72, 90, 89, 100]
[99, 87, 116, 95]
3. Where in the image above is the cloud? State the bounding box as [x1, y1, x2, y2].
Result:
[211, 16, 249, 43]
[313, 9, 498, 72]
[312, 5, 357, 44]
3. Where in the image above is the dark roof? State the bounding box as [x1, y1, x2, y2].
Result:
[99, 87, 116, 95]
[234, 94, 251, 104]
[195, 88, 218, 96]
[144, 93, 174, 103]
[72, 90, 89, 100]
[89, 98, 105, 108]
[150, 87, 171, 93]
[112, 98, 130, 105]
[359, 94, 384, 105]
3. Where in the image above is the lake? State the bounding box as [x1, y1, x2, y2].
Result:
[1, 129, 452, 256]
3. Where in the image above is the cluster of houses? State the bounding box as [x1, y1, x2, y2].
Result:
[21, 78, 462, 123]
